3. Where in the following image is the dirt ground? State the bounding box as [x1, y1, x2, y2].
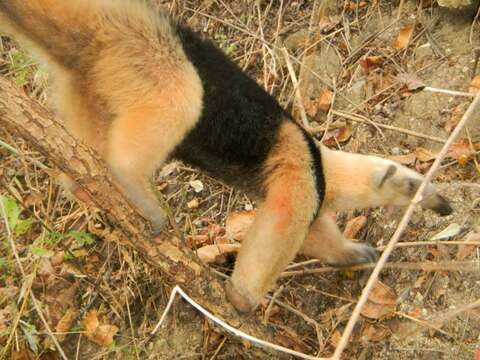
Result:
[0, 1, 479, 359]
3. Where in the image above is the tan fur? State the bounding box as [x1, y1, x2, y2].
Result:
[319, 145, 449, 214]
[300, 213, 375, 265]
[226, 121, 318, 312]
[0, 1, 204, 230]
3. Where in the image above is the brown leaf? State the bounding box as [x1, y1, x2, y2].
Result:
[388, 152, 417, 165]
[469, 75, 480, 93]
[44, 308, 78, 349]
[397, 73, 425, 91]
[318, 90, 334, 112]
[361, 323, 391, 342]
[345, 1, 368, 11]
[330, 330, 342, 347]
[394, 24, 415, 49]
[303, 98, 319, 118]
[187, 198, 199, 209]
[369, 281, 397, 305]
[0, 283, 19, 301]
[344, 216, 367, 239]
[24, 193, 43, 208]
[415, 147, 437, 162]
[56, 308, 77, 342]
[456, 231, 480, 260]
[318, 16, 340, 33]
[11, 350, 35, 360]
[0, 306, 11, 334]
[361, 301, 396, 319]
[323, 126, 353, 146]
[359, 56, 382, 72]
[56, 284, 78, 310]
[83, 310, 118, 347]
[275, 333, 308, 353]
[225, 210, 255, 242]
[196, 244, 240, 264]
[445, 104, 464, 133]
[361, 281, 397, 319]
[446, 139, 475, 166]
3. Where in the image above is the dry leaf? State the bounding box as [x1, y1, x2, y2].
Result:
[394, 24, 415, 49]
[159, 162, 177, 177]
[345, 1, 368, 11]
[225, 210, 255, 242]
[361, 281, 397, 319]
[318, 16, 340, 33]
[431, 223, 460, 241]
[415, 147, 437, 162]
[359, 56, 382, 72]
[196, 244, 240, 264]
[11, 350, 35, 360]
[330, 330, 342, 347]
[361, 323, 391, 342]
[304, 98, 319, 118]
[446, 140, 475, 166]
[0, 307, 11, 334]
[0, 283, 19, 301]
[44, 308, 78, 349]
[323, 126, 353, 146]
[275, 333, 308, 353]
[189, 180, 204, 193]
[388, 153, 417, 165]
[368, 281, 397, 305]
[445, 104, 464, 133]
[24, 193, 43, 208]
[469, 75, 480, 93]
[397, 73, 425, 91]
[56, 284, 78, 310]
[83, 310, 118, 347]
[318, 90, 334, 112]
[344, 216, 367, 239]
[187, 198, 199, 209]
[456, 231, 480, 260]
[361, 301, 396, 320]
[56, 309, 77, 342]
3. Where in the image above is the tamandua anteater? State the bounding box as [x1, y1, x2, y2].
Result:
[0, 0, 452, 313]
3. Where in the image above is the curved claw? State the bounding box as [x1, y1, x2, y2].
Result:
[329, 242, 378, 266]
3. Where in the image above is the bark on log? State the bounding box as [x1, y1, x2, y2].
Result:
[0, 76, 274, 350]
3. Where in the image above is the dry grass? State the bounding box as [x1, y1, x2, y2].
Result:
[0, 1, 479, 359]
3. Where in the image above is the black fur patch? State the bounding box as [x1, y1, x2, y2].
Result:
[172, 25, 325, 214]
[173, 25, 288, 196]
[298, 126, 325, 216]
[378, 164, 397, 188]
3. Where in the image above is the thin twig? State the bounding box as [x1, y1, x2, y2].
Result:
[263, 285, 284, 325]
[151, 286, 328, 360]
[376, 240, 480, 251]
[332, 92, 480, 359]
[423, 86, 475, 98]
[280, 260, 479, 278]
[332, 110, 446, 143]
[282, 46, 310, 130]
[470, 6, 480, 45]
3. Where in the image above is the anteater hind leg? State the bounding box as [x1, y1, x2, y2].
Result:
[226, 122, 319, 313]
[300, 213, 377, 265]
[106, 106, 198, 233]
